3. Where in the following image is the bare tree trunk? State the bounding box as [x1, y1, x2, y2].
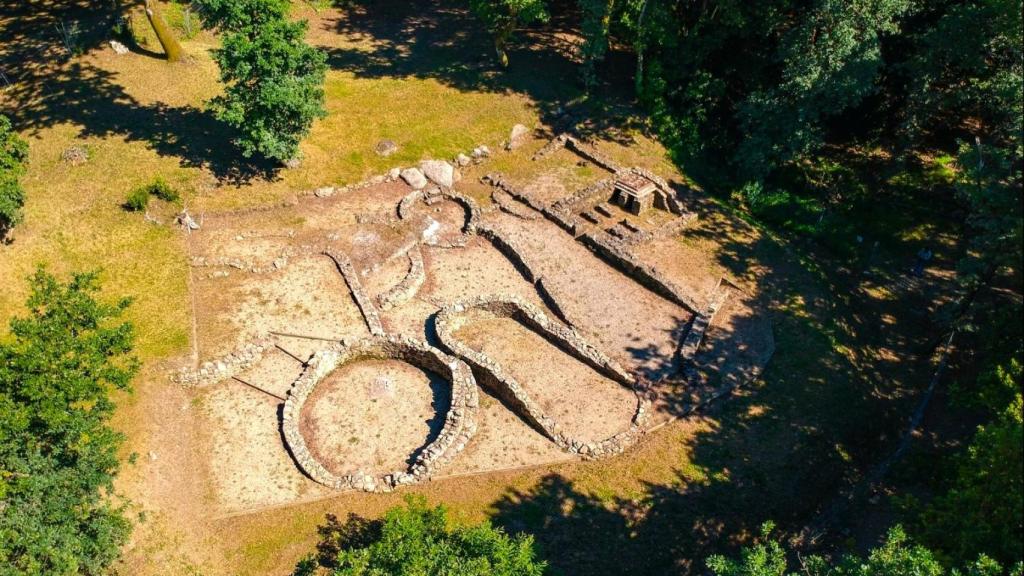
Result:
[496, 24, 513, 67]
[143, 0, 184, 62]
[635, 0, 649, 98]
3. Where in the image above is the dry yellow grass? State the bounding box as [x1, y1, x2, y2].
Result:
[0, 5, 721, 575]
[0, 8, 538, 350]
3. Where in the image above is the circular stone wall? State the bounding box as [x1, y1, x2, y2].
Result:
[282, 335, 478, 492]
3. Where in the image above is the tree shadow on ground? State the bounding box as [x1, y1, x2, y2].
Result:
[0, 1, 276, 184]
[316, 0, 645, 144]
[7, 60, 274, 184]
[484, 205, 949, 573]
[406, 368, 454, 466]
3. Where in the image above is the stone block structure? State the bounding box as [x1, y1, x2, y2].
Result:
[377, 245, 426, 310]
[172, 336, 278, 387]
[325, 249, 386, 336]
[611, 172, 658, 215]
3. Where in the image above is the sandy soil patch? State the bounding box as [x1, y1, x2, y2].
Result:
[234, 346, 307, 399]
[300, 359, 451, 476]
[446, 388, 571, 475]
[634, 236, 726, 307]
[486, 212, 692, 383]
[194, 255, 369, 358]
[200, 383, 326, 513]
[455, 315, 638, 441]
[420, 237, 545, 306]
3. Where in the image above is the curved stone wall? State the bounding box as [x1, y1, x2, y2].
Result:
[281, 335, 479, 492]
[377, 246, 426, 310]
[434, 295, 650, 459]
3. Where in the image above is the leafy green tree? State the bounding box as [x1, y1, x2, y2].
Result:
[0, 268, 139, 575]
[195, 0, 290, 29]
[470, 0, 549, 67]
[0, 114, 28, 238]
[954, 138, 1023, 287]
[917, 361, 1023, 567]
[196, 0, 327, 163]
[735, 0, 912, 181]
[708, 523, 1018, 576]
[578, 0, 615, 89]
[294, 496, 547, 576]
[903, 0, 1022, 151]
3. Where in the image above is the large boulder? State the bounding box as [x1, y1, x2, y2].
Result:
[506, 124, 530, 150]
[400, 167, 428, 189]
[419, 159, 459, 188]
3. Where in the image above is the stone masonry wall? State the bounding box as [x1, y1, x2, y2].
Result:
[281, 335, 479, 492]
[172, 336, 277, 387]
[434, 295, 649, 459]
[377, 245, 426, 310]
[577, 231, 701, 313]
[476, 223, 576, 327]
[324, 249, 386, 336]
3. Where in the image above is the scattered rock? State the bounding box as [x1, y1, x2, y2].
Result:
[109, 40, 129, 55]
[506, 124, 530, 150]
[374, 139, 398, 157]
[419, 159, 458, 188]
[61, 146, 89, 166]
[314, 186, 335, 198]
[471, 145, 491, 160]
[284, 158, 301, 169]
[387, 167, 402, 181]
[400, 167, 428, 189]
[455, 153, 471, 167]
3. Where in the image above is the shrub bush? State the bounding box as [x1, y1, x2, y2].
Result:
[123, 187, 150, 212]
[123, 177, 180, 212]
[146, 177, 179, 202]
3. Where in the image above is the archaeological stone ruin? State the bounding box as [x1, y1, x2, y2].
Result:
[174, 129, 774, 503]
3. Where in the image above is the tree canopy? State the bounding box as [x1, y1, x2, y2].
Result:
[707, 523, 1022, 576]
[294, 497, 546, 576]
[196, 0, 327, 163]
[0, 268, 138, 575]
[0, 114, 28, 238]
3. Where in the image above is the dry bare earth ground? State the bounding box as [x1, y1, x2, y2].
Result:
[0, 1, 964, 575]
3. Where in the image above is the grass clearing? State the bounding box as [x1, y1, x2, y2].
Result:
[0, 3, 971, 575]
